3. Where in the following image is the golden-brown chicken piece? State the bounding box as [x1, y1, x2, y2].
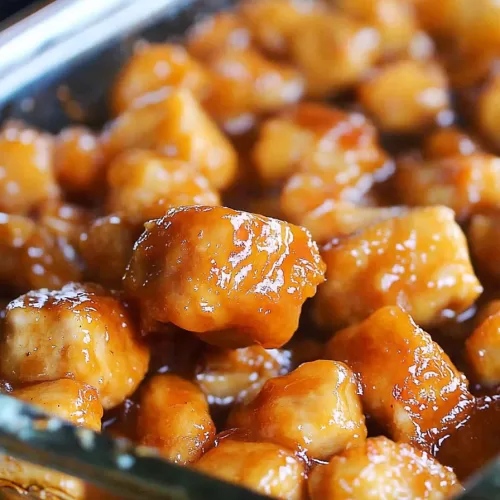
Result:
[297, 200, 406, 244]
[204, 49, 304, 124]
[239, 0, 324, 57]
[196, 440, 307, 500]
[0, 283, 150, 409]
[136, 374, 215, 464]
[186, 12, 252, 60]
[358, 60, 450, 133]
[396, 154, 500, 219]
[54, 126, 104, 196]
[79, 214, 142, 289]
[469, 214, 500, 280]
[106, 149, 220, 223]
[0, 121, 59, 215]
[13, 379, 103, 432]
[228, 360, 366, 461]
[253, 103, 391, 188]
[124, 206, 325, 348]
[291, 12, 380, 97]
[423, 126, 480, 159]
[413, 0, 458, 36]
[101, 89, 238, 190]
[195, 346, 291, 406]
[477, 74, 500, 150]
[111, 43, 210, 115]
[465, 311, 500, 386]
[315, 206, 481, 329]
[308, 436, 461, 500]
[327, 306, 474, 453]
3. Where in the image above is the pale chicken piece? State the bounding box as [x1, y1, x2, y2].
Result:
[204, 49, 304, 123]
[0, 121, 59, 215]
[358, 60, 450, 134]
[136, 374, 215, 464]
[186, 12, 252, 60]
[54, 126, 105, 196]
[308, 436, 461, 500]
[291, 12, 380, 97]
[196, 440, 307, 500]
[326, 306, 474, 453]
[253, 103, 391, 187]
[106, 149, 220, 223]
[124, 206, 325, 348]
[13, 379, 103, 432]
[297, 200, 406, 244]
[395, 154, 500, 219]
[110, 43, 210, 115]
[423, 126, 480, 159]
[228, 360, 366, 461]
[314, 207, 482, 329]
[101, 89, 238, 190]
[465, 310, 500, 386]
[79, 214, 142, 289]
[0, 283, 150, 409]
[195, 346, 291, 405]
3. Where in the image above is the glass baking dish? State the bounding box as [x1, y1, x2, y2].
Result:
[0, 0, 498, 498]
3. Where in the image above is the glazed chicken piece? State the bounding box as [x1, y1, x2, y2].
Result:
[0, 121, 59, 215]
[0, 283, 150, 409]
[124, 206, 325, 348]
[395, 153, 500, 219]
[308, 436, 461, 500]
[110, 43, 210, 115]
[196, 440, 306, 500]
[327, 306, 474, 453]
[106, 149, 220, 223]
[423, 126, 480, 159]
[477, 73, 500, 150]
[469, 214, 500, 280]
[314, 206, 482, 329]
[195, 346, 291, 406]
[136, 374, 215, 464]
[228, 360, 366, 461]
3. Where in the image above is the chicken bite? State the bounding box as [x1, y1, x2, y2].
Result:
[106, 149, 220, 223]
[358, 60, 450, 134]
[111, 43, 210, 115]
[327, 306, 474, 453]
[228, 360, 366, 461]
[314, 206, 482, 329]
[124, 206, 325, 348]
[0, 283, 150, 409]
[196, 440, 306, 500]
[423, 127, 480, 160]
[0, 121, 59, 215]
[136, 374, 215, 464]
[469, 214, 500, 280]
[308, 436, 461, 500]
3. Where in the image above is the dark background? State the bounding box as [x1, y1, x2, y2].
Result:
[1, 0, 40, 22]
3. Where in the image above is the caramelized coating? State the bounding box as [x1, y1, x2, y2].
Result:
[79, 214, 141, 289]
[297, 200, 406, 244]
[476, 299, 500, 326]
[196, 440, 306, 500]
[423, 126, 479, 159]
[253, 103, 391, 188]
[396, 154, 500, 219]
[124, 206, 325, 348]
[136, 374, 215, 464]
[469, 214, 500, 280]
[195, 346, 291, 405]
[314, 207, 481, 328]
[291, 13, 380, 97]
[54, 126, 104, 196]
[0, 283, 150, 409]
[0, 122, 59, 214]
[186, 12, 252, 60]
[465, 311, 500, 386]
[327, 306, 474, 453]
[477, 74, 500, 150]
[111, 43, 210, 115]
[228, 360, 367, 460]
[204, 49, 304, 123]
[358, 60, 450, 133]
[106, 150, 220, 223]
[13, 379, 103, 432]
[308, 436, 461, 500]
